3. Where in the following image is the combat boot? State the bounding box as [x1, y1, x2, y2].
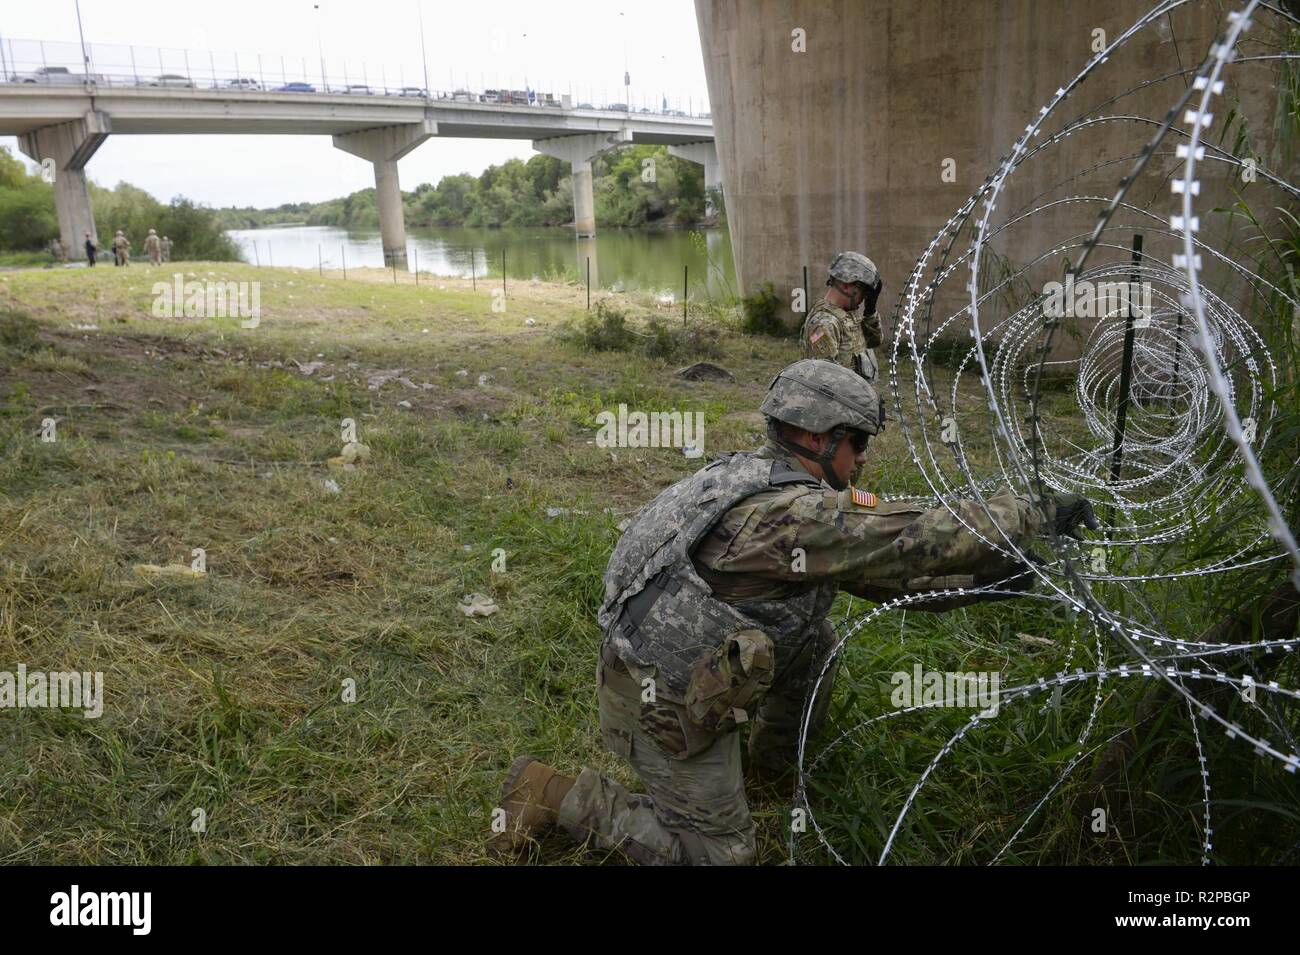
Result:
[494, 755, 576, 853]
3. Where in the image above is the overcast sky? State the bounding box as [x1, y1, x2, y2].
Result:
[0, 0, 711, 208]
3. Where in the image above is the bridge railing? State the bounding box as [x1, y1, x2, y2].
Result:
[0, 36, 711, 119]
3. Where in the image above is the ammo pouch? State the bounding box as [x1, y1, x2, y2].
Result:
[684, 628, 774, 735]
[853, 349, 879, 383]
[610, 566, 775, 733]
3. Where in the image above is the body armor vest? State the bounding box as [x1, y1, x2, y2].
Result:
[598, 452, 838, 701]
[803, 301, 879, 383]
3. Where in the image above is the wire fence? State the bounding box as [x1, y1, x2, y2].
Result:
[0, 36, 711, 118]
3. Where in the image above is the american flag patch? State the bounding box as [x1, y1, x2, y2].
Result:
[852, 488, 877, 508]
[808, 327, 826, 344]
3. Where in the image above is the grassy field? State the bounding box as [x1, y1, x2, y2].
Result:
[0, 261, 1294, 865]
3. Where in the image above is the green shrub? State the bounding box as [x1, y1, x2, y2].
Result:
[570, 301, 636, 352]
[740, 281, 786, 336]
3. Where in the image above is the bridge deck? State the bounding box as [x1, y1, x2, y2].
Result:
[0, 85, 714, 143]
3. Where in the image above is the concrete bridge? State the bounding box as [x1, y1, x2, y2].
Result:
[0, 80, 717, 266]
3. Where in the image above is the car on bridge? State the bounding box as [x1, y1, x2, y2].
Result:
[219, 77, 263, 91]
[398, 86, 428, 98]
[9, 66, 107, 85]
[273, 82, 316, 93]
[149, 74, 196, 88]
[344, 84, 374, 95]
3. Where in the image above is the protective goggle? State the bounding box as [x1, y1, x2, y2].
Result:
[832, 426, 872, 453]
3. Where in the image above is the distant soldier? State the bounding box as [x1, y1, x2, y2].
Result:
[802, 251, 884, 384]
[161, 235, 173, 263]
[112, 230, 131, 267]
[144, 228, 162, 266]
[48, 237, 64, 263]
[494, 359, 1098, 865]
[84, 232, 97, 267]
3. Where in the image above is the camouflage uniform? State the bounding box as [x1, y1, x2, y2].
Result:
[144, 229, 161, 266]
[112, 231, 131, 267]
[557, 441, 1044, 865]
[161, 236, 173, 263]
[802, 299, 883, 382]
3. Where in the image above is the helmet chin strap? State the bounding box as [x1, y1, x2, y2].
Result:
[766, 421, 849, 491]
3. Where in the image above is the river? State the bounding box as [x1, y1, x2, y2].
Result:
[225, 224, 736, 297]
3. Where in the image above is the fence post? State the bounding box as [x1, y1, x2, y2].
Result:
[586, 256, 590, 310]
[502, 248, 506, 298]
[683, 263, 688, 326]
[1106, 233, 1144, 533]
[414, 247, 419, 286]
[341, 245, 346, 280]
[470, 250, 475, 290]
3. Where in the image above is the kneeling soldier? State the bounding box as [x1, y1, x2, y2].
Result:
[496, 359, 1095, 865]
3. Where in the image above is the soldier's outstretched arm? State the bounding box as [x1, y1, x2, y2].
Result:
[696, 485, 1046, 605]
[797, 486, 1042, 581]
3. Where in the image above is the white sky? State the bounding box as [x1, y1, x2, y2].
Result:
[0, 0, 710, 207]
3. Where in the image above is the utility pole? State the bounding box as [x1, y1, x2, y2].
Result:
[313, 3, 326, 90]
[620, 10, 630, 110]
[416, 0, 430, 95]
[74, 0, 91, 77]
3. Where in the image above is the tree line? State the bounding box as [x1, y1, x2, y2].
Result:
[216, 145, 716, 232]
[0, 146, 240, 261]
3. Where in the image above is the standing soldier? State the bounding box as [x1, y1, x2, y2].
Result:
[161, 235, 173, 263]
[112, 230, 131, 266]
[144, 228, 162, 266]
[802, 251, 885, 384]
[84, 232, 97, 267]
[48, 237, 64, 263]
[494, 359, 1097, 865]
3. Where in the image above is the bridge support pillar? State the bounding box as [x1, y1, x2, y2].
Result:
[533, 130, 632, 238]
[19, 110, 111, 255]
[668, 141, 722, 217]
[333, 117, 437, 269]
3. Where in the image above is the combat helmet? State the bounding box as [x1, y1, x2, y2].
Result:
[760, 359, 883, 489]
[827, 251, 880, 289]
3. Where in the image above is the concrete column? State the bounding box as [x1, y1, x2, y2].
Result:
[372, 158, 404, 264]
[668, 141, 722, 216]
[693, 0, 1231, 328]
[533, 129, 632, 238]
[333, 116, 437, 268]
[19, 110, 110, 254]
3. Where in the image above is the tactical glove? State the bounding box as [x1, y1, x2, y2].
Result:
[863, 276, 883, 318]
[1047, 492, 1100, 540]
